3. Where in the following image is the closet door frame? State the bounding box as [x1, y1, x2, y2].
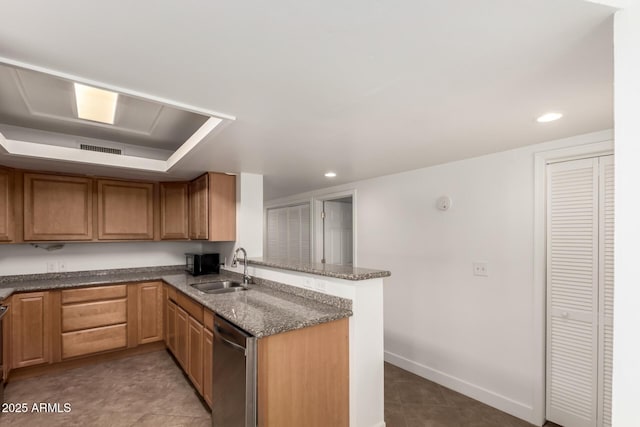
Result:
[532, 137, 614, 426]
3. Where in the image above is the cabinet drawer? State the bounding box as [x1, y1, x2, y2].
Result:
[62, 324, 127, 359]
[167, 287, 178, 303]
[177, 293, 203, 323]
[61, 285, 127, 304]
[62, 299, 127, 332]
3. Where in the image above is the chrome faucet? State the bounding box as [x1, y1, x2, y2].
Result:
[232, 247, 251, 284]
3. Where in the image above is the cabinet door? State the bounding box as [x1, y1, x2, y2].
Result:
[166, 300, 177, 354]
[175, 306, 189, 370]
[188, 316, 204, 394]
[0, 168, 14, 242]
[209, 172, 236, 241]
[23, 173, 93, 241]
[98, 179, 154, 240]
[137, 282, 163, 344]
[160, 182, 189, 240]
[203, 327, 213, 408]
[11, 292, 51, 368]
[189, 174, 208, 240]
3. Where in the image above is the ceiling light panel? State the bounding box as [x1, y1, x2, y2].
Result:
[536, 112, 563, 123]
[74, 83, 119, 124]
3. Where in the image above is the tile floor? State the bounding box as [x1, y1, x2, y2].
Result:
[385, 362, 558, 427]
[2, 351, 555, 426]
[2, 350, 210, 426]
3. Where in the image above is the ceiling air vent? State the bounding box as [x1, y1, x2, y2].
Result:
[79, 143, 122, 155]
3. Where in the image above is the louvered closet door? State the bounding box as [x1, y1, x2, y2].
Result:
[546, 158, 599, 427]
[597, 156, 614, 427]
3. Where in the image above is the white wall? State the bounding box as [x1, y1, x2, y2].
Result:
[611, 4, 640, 426]
[0, 241, 202, 275]
[266, 129, 613, 425]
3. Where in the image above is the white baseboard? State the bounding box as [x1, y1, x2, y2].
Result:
[384, 351, 542, 426]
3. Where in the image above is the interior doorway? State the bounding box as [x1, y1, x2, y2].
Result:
[314, 194, 354, 265]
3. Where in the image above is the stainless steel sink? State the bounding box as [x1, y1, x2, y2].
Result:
[191, 280, 248, 294]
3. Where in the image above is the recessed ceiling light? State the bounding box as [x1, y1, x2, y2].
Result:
[324, 172, 337, 178]
[536, 112, 563, 123]
[74, 83, 119, 124]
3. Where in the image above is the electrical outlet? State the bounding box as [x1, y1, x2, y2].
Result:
[46, 262, 58, 273]
[473, 262, 488, 277]
[315, 280, 327, 292]
[301, 277, 315, 289]
[58, 261, 67, 272]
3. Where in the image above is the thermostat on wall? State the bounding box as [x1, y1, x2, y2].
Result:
[437, 196, 452, 211]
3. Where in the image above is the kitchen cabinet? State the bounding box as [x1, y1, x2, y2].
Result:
[188, 316, 204, 394]
[188, 174, 208, 240]
[23, 173, 93, 241]
[164, 289, 211, 404]
[175, 304, 189, 370]
[189, 172, 236, 241]
[203, 326, 213, 408]
[0, 167, 14, 242]
[2, 299, 12, 382]
[60, 285, 128, 360]
[11, 292, 51, 368]
[137, 282, 163, 344]
[160, 182, 189, 240]
[257, 317, 349, 427]
[97, 179, 154, 240]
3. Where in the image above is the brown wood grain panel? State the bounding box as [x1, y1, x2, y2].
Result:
[3, 298, 12, 381]
[209, 172, 236, 241]
[137, 282, 163, 344]
[203, 309, 214, 332]
[97, 179, 154, 240]
[50, 291, 62, 363]
[189, 174, 209, 239]
[62, 323, 127, 359]
[13, 171, 24, 243]
[166, 298, 177, 354]
[167, 286, 178, 303]
[177, 292, 203, 323]
[203, 327, 213, 408]
[0, 167, 14, 242]
[127, 283, 138, 348]
[188, 316, 204, 394]
[160, 182, 189, 240]
[11, 292, 51, 369]
[61, 285, 127, 304]
[23, 173, 93, 241]
[62, 299, 127, 332]
[175, 305, 189, 370]
[258, 318, 349, 427]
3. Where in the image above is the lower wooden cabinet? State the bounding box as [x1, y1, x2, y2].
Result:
[11, 292, 51, 368]
[166, 297, 177, 354]
[203, 327, 213, 407]
[137, 282, 163, 344]
[175, 305, 189, 370]
[188, 316, 204, 394]
[62, 324, 127, 359]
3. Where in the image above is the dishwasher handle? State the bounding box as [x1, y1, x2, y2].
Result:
[214, 323, 247, 355]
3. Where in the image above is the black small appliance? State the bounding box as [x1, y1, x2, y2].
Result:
[185, 253, 220, 276]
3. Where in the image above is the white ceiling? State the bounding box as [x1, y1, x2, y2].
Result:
[0, 0, 615, 200]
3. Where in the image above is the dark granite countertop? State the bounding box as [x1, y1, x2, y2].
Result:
[0, 266, 352, 338]
[245, 258, 391, 281]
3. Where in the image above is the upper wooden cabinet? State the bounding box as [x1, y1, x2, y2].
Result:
[160, 182, 189, 240]
[188, 174, 208, 240]
[23, 173, 93, 241]
[98, 179, 154, 240]
[189, 172, 236, 241]
[0, 167, 14, 242]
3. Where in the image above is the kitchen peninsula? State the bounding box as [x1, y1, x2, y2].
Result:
[0, 259, 389, 427]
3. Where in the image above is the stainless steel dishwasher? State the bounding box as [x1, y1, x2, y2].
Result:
[212, 314, 257, 427]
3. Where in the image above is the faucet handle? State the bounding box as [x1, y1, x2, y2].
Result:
[231, 254, 238, 267]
